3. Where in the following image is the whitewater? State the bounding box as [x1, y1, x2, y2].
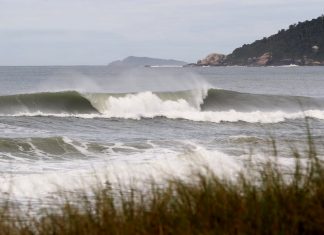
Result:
[0, 66, 324, 201]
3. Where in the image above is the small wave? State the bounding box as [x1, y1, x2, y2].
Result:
[0, 136, 92, 160]
[0, 136, 158, 163]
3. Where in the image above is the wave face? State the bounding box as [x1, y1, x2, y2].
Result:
[1, 89, 324, 123]
[0, 91, 98, 115]
[201, 89, 324, 112]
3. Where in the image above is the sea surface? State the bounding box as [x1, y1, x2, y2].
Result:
[0, 66, 324, 201]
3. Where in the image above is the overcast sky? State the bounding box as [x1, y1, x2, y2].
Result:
[1, 0, 324, 65]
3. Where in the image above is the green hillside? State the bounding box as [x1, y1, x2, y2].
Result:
[227, 15, 324, 65]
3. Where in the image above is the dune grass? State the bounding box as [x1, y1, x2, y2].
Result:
[0, 128, 324, 234]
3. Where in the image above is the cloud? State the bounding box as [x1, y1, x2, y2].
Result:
[1, 0, 324, 65]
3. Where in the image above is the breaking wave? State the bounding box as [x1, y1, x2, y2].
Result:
[0, 89, 324, 123]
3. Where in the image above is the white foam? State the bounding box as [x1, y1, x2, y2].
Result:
[0, 140, 315, 203]
[101, 91, 198, 118]
[0, 143, 242, 200]
[4, 109, 324, 124]
[280, 64, 299, 67]
[156, 109, 324, 123]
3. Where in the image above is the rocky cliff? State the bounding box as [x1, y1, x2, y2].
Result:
[197, 53, 227, 66]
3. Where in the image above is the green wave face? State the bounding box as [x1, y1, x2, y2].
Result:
[0, 91, 99, 115]
[201, 89, 324, 112]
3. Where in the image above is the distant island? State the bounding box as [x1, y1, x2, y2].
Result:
[192, 15, 324, 66]
[107, 56, 187, 68]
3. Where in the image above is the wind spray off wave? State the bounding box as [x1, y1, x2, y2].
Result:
[1, 89, 324, 123]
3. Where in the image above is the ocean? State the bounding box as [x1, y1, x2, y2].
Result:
[0, 66, 324, 201]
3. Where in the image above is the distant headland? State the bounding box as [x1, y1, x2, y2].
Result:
[107, 56, 187, 68]
[191, 15, 324, 66]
